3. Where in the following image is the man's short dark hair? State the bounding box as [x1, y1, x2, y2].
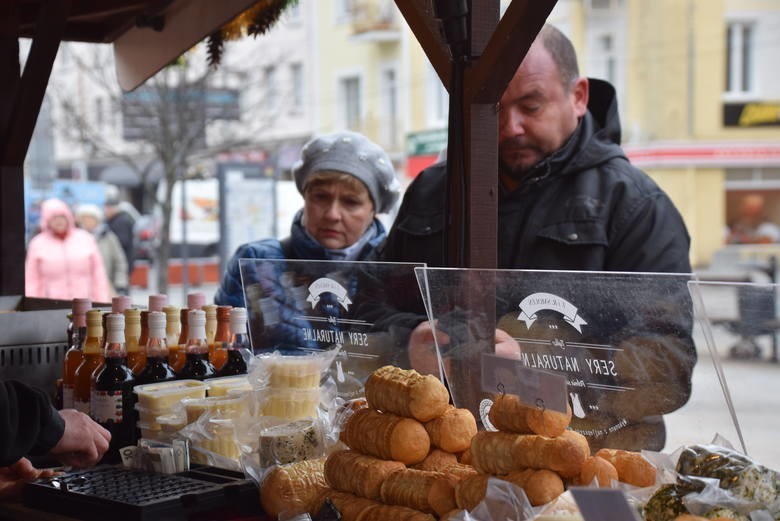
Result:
[539, 24, 580, 91]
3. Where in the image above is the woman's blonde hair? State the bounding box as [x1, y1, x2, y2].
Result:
[303, 171, 373, 206]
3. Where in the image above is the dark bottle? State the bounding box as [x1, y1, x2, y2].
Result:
[176, 309, 216, 381]
[91, 313, 136, 463]
[136, 311, 176, 385]
[216, 307, 250, 376]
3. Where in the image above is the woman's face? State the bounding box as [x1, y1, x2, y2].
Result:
[303, 178, 375, 250]
[48, 214, 69, 235]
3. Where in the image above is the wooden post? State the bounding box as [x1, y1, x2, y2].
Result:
[0, 0, 68, 296]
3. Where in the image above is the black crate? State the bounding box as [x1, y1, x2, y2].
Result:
[22, 465, 261, 521]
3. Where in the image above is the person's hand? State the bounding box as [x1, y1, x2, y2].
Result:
[408, 321, 450, 376]
[494, 328, 521, 359]
[49, 409, 111, 468]
[0, 458, 60, 499]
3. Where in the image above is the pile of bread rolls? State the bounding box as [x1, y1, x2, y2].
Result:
[258, 365, 657, 520]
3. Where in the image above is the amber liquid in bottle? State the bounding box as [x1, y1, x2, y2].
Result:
[176, 309, 216, 380]
[92, 313, 136, 463]
[136, 311, 176, 385]
[163, 304, 181, 354]
[62, 298, 91, 409]
[210, 306, 231, 370]
[216, 307, 249, 377]
[73, 309, 104, 414]
[170, 308, 189, 373]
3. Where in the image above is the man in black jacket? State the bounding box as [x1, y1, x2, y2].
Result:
[0, 380, 110, 497]
[104, 190, 136, 279]
[380, 24, 695, 451]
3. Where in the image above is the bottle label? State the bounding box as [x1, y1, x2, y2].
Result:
[74, 399, 90, 414]
[62, 385, 75, 409]
[90, 389, 123, 423]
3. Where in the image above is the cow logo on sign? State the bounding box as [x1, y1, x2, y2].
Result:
[307, 277, 352, 311]
[518, 292, 587, 333]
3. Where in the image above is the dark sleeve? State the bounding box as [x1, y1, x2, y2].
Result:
[109, 213, 136, 267]
[0, 380, 65, 466]
[607, 189, 692, 273]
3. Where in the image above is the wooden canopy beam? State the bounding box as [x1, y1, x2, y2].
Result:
[467, 0, 556, 104]
[0, 0, 69, 296]
[394, 0, 450, 91]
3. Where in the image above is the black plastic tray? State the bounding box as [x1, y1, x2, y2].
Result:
[22, 465, 261, 521]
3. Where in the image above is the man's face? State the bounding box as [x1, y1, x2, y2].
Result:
[498, 41, 588, 178]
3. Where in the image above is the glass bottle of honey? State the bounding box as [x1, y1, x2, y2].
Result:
[73, 309, 104, 414]
[125, 308, 145, 375]
[62, 298, 91, 409]
[210, 306, 231, 370]
[176, 309, 216, 380]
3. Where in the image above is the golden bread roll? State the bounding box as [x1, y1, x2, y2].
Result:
[358, 504, 437, 521]
[511, 429, 589, 478]
[379, 468, 456, 516]
[488, 393, 572, 437]
[260, 458, 328, 518]
[470, 431, 522, 474]
[595, 448, 656, 487]
[454, 474, 491, 511]
[501, 468, 565, 506]
[411, 449, 459, 472]
[424, 405, 478, 453]
[324, 490, 379, 521]
[579, 455, 618, 487]
[341, 407, 430, 465]
[365, 365, 450, 422]
[458, 448, 473, 465]
[324, 450, 405, 500]
[439, 463, 480, 485]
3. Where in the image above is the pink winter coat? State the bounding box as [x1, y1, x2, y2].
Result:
[25, 198, 112, 303]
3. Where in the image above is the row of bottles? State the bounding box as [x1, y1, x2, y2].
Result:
[60, 293, 252, 461]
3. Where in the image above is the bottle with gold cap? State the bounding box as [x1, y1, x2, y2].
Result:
[176, 309, 216, 380]
[163, 304, 180, 351]
[62, 298, 91, 409]
[73, 309, 104, 414]
[210, 306, 231, 370]
[203, 304, 218, 344]
[125, 308, 145, 375]
[170, 307, 189, 372]
[136, 311, 176, 385]
[92, 313, 136, 462]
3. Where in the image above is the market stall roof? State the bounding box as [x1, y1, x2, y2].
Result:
[1, 0, 556, 296]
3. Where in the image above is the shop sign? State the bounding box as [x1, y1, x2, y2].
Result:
[723, 101, 780, 127]
[406, 128, 447, 156]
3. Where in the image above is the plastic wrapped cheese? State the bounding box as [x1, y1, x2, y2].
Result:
[204, 375, 252, 397]
[258, 418, 324, 467]
[260, 387, 321, 420]
[134, 380, 208, 410]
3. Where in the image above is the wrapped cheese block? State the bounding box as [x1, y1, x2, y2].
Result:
[340, 407, 430, 465]
[488, 393, 571, 438]
[379, 468, 456, 516]
[424, 405, 478, 453]
[258, 418, 324, 467]
[324, 450, 405, 500]
[365, 365, 449, 422]
[260, 458, 328, 518]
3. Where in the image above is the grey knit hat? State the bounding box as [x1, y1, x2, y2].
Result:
[292, 131, 400, 213]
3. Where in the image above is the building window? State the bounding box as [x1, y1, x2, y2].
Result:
[264, 65, 278, 112]
[338, 76, 361, 130]
[726, 21, 755, 95]
[380, 67, 398, 149]
[290, 63, 303, 113]
[592, 33, 616, 84]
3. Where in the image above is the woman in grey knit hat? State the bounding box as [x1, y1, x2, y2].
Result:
[215, 130, 400, 307]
